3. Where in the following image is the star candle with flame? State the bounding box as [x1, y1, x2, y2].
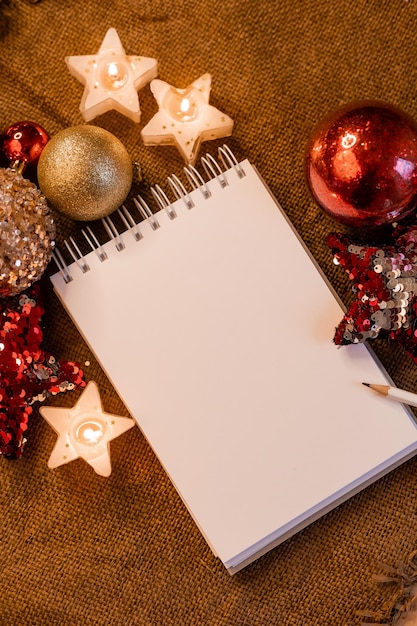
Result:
[66, 27, 158, 123]
[141, 73, 234, 164]
[40, 381, 135, 476]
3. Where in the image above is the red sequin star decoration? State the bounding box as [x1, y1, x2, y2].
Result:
[327, 226, 417, 362]
[0, 284, 85, 459]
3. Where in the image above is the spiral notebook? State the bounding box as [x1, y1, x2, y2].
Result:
[50, 148, 417, 574]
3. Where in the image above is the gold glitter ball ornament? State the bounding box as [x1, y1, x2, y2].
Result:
[0, 168, 55, 297]
[37, 125, 133, 221]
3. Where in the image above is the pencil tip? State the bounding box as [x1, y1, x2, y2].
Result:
[362, 382, 370, 387]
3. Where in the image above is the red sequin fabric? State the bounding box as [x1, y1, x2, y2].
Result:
[327, 226, 417, 362]
[0, 284, 85, 459]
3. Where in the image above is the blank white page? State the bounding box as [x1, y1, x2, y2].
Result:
[51, 158, 417, 572]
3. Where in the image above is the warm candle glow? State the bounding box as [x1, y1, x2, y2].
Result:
[40, 381, 135, 477]
[75, 418, 106, 446]
[163, 87, 203, 122]
[99, 58, 130, 91]
[66, 28, 158, 122]
[141, 73, 234, 164]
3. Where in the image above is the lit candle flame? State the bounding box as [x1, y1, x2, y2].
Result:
[82, 426, 102, 444]
[180, 98, 191, 115]
[107, 62, 119, 80]
[100, 58, 129, 91]
[75, 419, 106, 447]
[163, 87, 202, 122]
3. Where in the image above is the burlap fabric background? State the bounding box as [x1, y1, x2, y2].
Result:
[3, 1, 417, 624]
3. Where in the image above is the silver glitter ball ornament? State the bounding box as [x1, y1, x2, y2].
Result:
[0, 168, 55, 297]
[37, 125, 133, 221]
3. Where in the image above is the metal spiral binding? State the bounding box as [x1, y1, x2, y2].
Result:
[218, 145, 246, 179]
[201, 153, 228, 188]
[184, 165, 212, 199]
[64, 236, 90, 273]
[133, 195, 160, 230]
[151, 185, 177, 220]
[51, 248, 72, 284]
[52, 145, 245, 283]
[102, 215, 126, 252]
[117, 205, 143, 241]
[167, 174, 195, 209]
[82, 225, 108, 261]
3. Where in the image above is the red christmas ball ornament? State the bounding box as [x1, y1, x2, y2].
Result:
[305, 101, 417, 228]
[0, 120, 49, 169]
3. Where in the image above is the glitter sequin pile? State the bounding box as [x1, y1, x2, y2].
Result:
[0, 168, 55, 297]
[0, 285, 85, 459]
[327, 227, 417, 362]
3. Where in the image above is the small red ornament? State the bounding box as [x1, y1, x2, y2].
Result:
[0, 120, 49, 169]
[305, 101, 417, 228]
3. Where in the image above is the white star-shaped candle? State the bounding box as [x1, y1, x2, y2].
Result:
[141, 73, 234, 164]
[40, 381, 135, 477]
[66, 28, 158, 123]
